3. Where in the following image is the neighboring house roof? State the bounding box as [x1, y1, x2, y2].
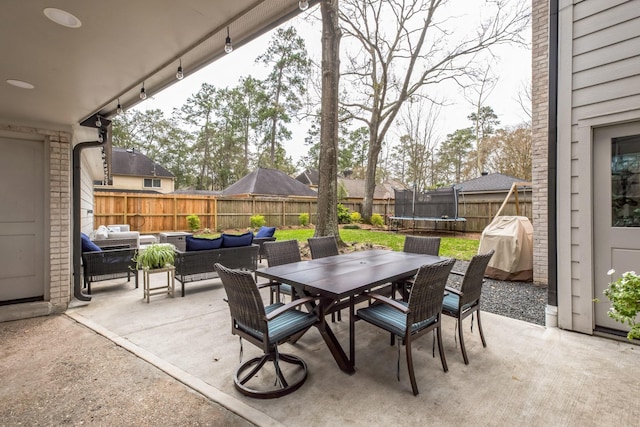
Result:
[455, 173, 528, 193]
[223, 168, 318, 197]
[172, 189, 222, 196]
[295, 169, 320, 186]
[338, 178, 395, 199]
[111, 147, 174, 178]
[94, 187, 162, 194]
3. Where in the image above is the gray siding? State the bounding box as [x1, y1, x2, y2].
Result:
[558, 0, 640, 332]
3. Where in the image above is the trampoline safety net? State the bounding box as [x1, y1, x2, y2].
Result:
[393, 187, 460, 219]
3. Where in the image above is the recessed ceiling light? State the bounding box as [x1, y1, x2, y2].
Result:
[43, 8, 82, 28]
[6, 79, 35, 89]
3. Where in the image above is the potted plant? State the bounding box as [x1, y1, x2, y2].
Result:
[603, 269, 640, 340]
[134, 243, 175, 270]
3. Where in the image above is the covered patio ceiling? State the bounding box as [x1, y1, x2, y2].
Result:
[0, 1, 315, 130]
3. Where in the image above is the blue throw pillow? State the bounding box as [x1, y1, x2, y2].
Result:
[81, 233, 102, 252]
[255, 226, 276, 238]
[186, 236, 223, 251]
[221, 231, 254, 248]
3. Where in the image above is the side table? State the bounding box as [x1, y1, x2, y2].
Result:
[159, 232, 192, 251]
[142, 266, 175, 303]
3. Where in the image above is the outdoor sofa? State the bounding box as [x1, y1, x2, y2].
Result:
[80, 233, 138, 294]
[173, 232, 260, 297]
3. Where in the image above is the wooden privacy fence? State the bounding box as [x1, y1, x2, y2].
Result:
[93, 191, 530, 234]
[93, 192, 391, 234]
[458, 199, 533, 232]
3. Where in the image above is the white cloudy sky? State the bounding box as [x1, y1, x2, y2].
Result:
[134, 2, 531, 165]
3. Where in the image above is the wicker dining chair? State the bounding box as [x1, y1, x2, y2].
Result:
[308, 236, 342, 321]
[263, 240, 301, 304]
[394, 236, 441, 300]
[442, 250, 494, 365]
[214, 263, 318, 398]
[357, 258, 455, 396]
[308, 236, 339, 259]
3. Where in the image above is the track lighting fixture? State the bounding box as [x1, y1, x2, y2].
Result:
[140, 82, 147, 100]
[116, 99, 123, 115]
[299, 0, 309, 11]
[224, 27, 233, 54]
[95, 115, 102, 128]
[176, 59, 184, 80]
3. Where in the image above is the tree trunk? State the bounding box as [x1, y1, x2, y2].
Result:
[361, 123, 380, 221]
[315, 0, 341, 240]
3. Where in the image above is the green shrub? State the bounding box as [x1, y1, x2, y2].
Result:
[350, 211, 362, 223]
[370, 213, 384, 227]
[299, 213, 310, 226]
[343, 224, 361, 229]
[337, 204, 351, 224]
[250, 214, 266, 228]
[186, 214, 200, 232]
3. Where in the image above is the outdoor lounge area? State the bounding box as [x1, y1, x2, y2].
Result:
[65, 266, 640, 426]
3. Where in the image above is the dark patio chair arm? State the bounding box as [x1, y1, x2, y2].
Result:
[265, 296, 317, 320]
[366, 293, 409, 313]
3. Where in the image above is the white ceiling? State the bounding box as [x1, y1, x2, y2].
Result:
[0, 0, 311, 129]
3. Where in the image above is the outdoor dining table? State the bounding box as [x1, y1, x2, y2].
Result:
[255, 249, 449, 374]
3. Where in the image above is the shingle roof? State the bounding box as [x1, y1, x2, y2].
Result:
[295, 169, 320, 186]
[455, 173, 528, 193]
[222, 168, 318, 197]
[111, 147, 174, 178]
[338, 178, 395, 199]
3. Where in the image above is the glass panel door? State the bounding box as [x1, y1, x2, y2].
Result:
[611, 135, 640, 227]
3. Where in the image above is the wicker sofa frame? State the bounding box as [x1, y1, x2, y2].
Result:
[173, 244, 259, 297]
[81, 248, 138, 294]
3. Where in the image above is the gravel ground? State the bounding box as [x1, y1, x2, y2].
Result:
[450, 260, 548, 326]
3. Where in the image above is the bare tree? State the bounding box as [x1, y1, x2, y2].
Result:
[390, 99, 441, 189]
[338, 0, 530, 220]
[515, 78, 532, 124]
[315, 0, 342, 239]
[486, 124, 532, 180]
[464, 65, 498, 175]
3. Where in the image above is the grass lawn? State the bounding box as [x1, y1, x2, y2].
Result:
[274, 228, 480, 261]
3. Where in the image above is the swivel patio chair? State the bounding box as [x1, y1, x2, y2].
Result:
[442, 250, 494, 365]
[263, 240, 301, 304]
[308, 236, 342, 321]
[357, 258, 455, 396]
[394, 236, 441, 300]
[214, 263, 318, 398]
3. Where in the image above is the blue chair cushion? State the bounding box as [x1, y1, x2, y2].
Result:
[255, 226, 276, 238]
[238, 303, 317, 343]
[442, 293, 474, 314]
[358, 300, 437, 337]
[81, 233, 102, 252]
[185, 235, 223, 251]
[221, 231, 254, 248]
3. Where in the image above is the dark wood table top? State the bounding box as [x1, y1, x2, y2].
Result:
[256, 249, 448, 299]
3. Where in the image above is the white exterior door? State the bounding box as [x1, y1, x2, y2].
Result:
[593, 123, 640, 334]
[0, 137, 45, 303]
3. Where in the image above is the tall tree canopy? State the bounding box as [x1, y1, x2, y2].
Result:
[256, 26, 311, 170]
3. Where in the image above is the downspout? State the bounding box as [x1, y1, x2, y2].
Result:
[72, 127, 107, 301]
[547, 0, 559, 310]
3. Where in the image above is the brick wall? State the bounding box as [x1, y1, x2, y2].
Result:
[531, 0, 549, 285]
[49, 131, 71, 311]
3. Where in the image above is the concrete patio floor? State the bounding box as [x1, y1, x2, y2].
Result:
[67, 271, 640, 427]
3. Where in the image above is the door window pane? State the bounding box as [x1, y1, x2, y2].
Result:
[612, 134, 640, 227]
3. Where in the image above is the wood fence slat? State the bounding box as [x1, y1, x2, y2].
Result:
[93, 191, 531, 234]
